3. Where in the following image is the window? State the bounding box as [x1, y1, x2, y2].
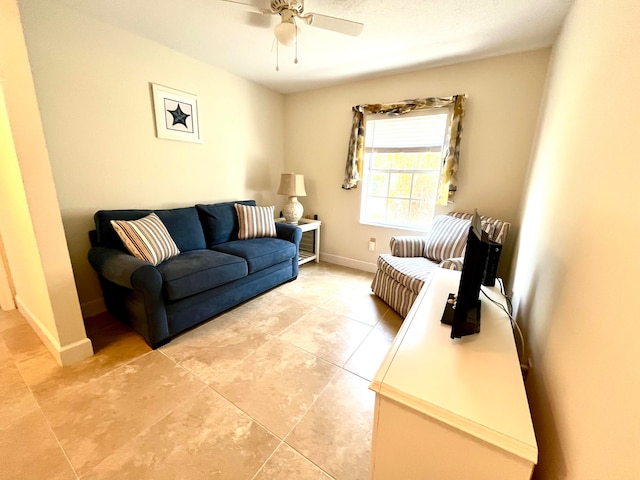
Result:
[360, 111, 450, 230]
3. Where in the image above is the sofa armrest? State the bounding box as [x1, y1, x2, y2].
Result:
[439, 256, 465, 270]
[88, 247, 169, 347]
[390, 236, 428, 257]
[88, 247, 162, 291]
[275, 222, 302, 246]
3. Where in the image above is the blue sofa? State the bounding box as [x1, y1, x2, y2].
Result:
[88, 200, 301, 348]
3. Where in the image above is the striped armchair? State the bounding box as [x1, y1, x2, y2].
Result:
[371, 212, 510, 318]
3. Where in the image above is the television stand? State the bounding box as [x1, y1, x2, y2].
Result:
[440, 293, 481, 338]
[369, 269, 537, 479]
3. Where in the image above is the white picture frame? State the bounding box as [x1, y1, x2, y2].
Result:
[151, 83, 201, 143]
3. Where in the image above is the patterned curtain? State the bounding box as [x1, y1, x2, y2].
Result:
[341, 95, 467, 205]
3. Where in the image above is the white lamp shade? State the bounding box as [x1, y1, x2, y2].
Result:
[277, 173, 307, 197]
[275, 20, 299, 46]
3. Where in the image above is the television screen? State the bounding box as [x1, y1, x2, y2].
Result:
[441, 211, 491, 339]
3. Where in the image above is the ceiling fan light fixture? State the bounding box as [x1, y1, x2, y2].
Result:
[274, 8, 300, 46]
[274, 20, 299, 46]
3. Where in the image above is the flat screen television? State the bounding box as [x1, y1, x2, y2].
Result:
[441, 211, 491, 339]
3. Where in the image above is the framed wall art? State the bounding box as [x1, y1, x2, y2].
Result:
[151, 83, 201, 143]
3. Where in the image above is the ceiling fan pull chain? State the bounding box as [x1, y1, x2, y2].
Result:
[294, 18, 299, 64]
[276, 39, 280, 71]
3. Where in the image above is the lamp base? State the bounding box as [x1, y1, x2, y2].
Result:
[282, 196, 303, 224]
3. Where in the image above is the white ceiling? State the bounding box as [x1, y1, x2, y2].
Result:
[53, 0, 574, 94]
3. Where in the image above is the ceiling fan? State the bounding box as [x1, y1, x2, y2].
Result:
[219, 0, 364, 47]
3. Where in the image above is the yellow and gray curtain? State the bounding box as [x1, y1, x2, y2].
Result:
[342, 95, 467, 205]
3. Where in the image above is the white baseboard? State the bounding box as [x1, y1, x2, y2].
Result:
[320, 252, 377, 273]
[81, 297, 106, 318]
[15, 295, 94, 366]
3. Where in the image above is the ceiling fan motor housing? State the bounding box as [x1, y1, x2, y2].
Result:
[271, 0, 304, 15]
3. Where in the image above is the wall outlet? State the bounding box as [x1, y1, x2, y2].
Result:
[368, 237, 376, 251]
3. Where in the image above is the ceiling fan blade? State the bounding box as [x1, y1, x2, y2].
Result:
[305, 13, 364, 37]
[217, 0, 272, 15]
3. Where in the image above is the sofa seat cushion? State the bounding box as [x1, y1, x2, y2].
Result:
[157, 250, 248, 301]
[377, 253, 438, 295]
[212, 238, 296, 274]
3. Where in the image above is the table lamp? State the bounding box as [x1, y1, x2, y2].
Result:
[277, 173, 307, 224]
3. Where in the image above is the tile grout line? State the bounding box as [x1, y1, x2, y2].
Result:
[2, 263, 387, 478]
[1, 315, 157, 479]
[174, 337, 300, 443]
[0, 324, 77, 476]
[41, 408, 82, 480]
[276, 306, 383, 375]
[21, 364, 83, 480]
[277, 366, 343, 479]
[186, 337, 341, 478]
[47, 350, 204, 478]
[85, 381, 211, 477]
[248, 439, 286, 480]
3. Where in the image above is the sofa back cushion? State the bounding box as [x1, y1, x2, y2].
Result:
[94, 207, 206, 252]
[196, 200, 256, 247]
[447, 212, 510, 245]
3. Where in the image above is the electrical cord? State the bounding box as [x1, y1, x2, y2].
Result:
[480, 280, 526, 366]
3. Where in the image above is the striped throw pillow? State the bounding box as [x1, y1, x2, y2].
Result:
[111, 213, 180, 266]
[424, 215, 470, 262]
[235, 204, 276, 240]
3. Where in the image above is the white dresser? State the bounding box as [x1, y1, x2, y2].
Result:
[369, 268, 537, 480]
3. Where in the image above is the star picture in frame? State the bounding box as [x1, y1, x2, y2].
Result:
[151, 83, 201, 143]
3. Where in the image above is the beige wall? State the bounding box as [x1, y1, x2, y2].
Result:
[0, 0, 92, 365]
[19, 1, 548, 310]
[19, 0, 285, 315]
[512, 0, 640, 478]
[10, 0, 640, 473]
[284, 50, 550, 279]
[0, 228, 16, 311]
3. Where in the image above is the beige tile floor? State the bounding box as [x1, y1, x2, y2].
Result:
[0, 262, 403, 480]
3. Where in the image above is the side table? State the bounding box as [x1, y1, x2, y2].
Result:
[276, 218, 321, 265]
